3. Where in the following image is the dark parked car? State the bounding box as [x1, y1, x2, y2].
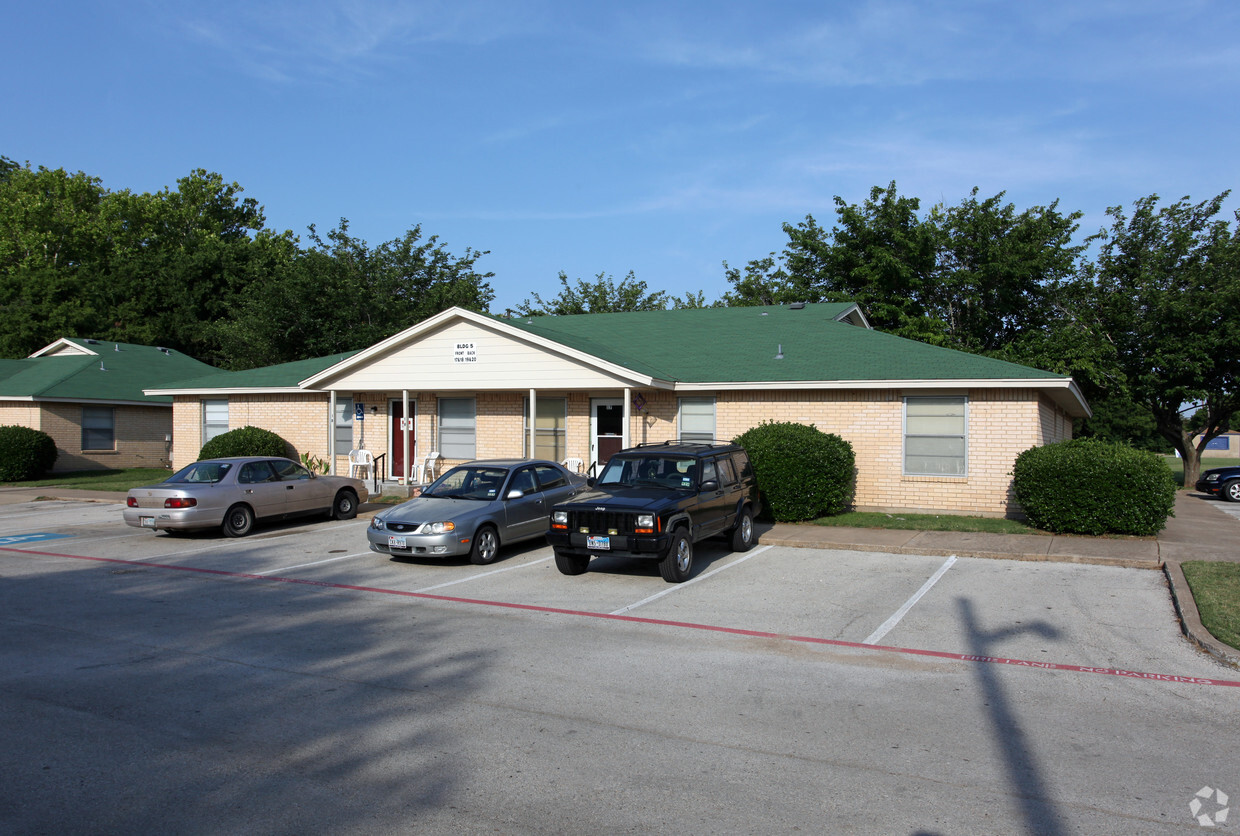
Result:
[368, 459, 587, 564]
[124, 457, 368, 536]
[1196, 465, 1240, 502]
[547, 441, 760, 583]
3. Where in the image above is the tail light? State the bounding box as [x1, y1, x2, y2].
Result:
[126, 497, 138, 507]
[164, 497, 197, 509]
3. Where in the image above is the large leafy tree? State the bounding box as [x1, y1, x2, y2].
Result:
[216, 220, 495, 369]
[508, 271, 670, 316]
[1072, 193, 1240, 487]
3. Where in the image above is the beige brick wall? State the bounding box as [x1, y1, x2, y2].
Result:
[2, 401, 172, 471]
[171, 393, 330, 470]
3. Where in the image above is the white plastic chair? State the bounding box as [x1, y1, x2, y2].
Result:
[562, 457, 584, 474]
[415, 451, 441, 485]
[348, 449, 374, 480]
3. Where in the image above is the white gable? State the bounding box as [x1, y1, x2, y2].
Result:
[314, 318, 647, 391]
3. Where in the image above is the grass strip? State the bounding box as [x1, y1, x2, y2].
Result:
[1181, 561, 1240, 652]
[810, 510, 1043, 535]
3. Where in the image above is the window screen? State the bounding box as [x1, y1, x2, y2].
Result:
[438, 398, 476, 459]
[904, 396, 967, 476]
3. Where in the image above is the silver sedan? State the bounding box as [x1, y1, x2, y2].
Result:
[367, 459, 587, 564]
[124, 457, 369, 537]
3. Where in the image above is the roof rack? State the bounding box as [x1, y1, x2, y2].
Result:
[630, 439, 733, 449]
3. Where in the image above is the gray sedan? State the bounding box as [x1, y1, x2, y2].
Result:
[367, 459, 587, 564]
[124, 457, 369, 537]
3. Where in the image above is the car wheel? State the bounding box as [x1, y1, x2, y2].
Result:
[729, 508, 754, 552]
[659, 529, 692, 583]
[332, 489, 358, 520]
[1223, 480, 1240, 502]
[222, 504, 254, 537]
[554, 548, 589, 575]
[469, 525, 500, 565]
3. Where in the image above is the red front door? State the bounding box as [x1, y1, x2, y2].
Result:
[389, 401, 416, 480]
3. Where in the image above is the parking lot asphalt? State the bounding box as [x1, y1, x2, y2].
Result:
[2, 488, 1239, 832]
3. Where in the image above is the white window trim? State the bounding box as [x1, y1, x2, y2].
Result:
[203, 399, 229, 445]
[438, 397, 477, 459]
[677, 396, 716, 443]
[902, 395, 969, 477]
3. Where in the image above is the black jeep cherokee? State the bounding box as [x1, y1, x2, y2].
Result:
[546, 441, 760, 583]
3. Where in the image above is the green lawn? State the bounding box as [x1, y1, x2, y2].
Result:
[1, 468, 172, 491]
[811, 510, 1042, 535]
[1181, 562, 1240, 652]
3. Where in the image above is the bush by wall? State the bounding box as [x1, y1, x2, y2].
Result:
[0, 425, 59, 481]
[1012, 438, 1177, 535]
[734, 421, 855, 522]
[198, 425, 290, 460]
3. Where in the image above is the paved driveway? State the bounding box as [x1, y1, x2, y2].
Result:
[1, 498, 1237, 834]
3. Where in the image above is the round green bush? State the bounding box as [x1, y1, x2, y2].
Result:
[734, 421, 855, 522]
[0, 425, 59, 481]
[1012, 438, 1176, 536]
[198, 425, 290, 460]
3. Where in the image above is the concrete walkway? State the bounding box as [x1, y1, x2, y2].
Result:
[4, 484, 1237, 667]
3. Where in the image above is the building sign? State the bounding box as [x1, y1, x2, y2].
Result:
[453, 342, 478, 363]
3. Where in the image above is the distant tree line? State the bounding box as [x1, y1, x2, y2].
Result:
[3, 157, 1237, 485]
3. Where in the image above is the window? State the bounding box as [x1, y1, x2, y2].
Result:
[81, 406, 114, 450]
[335, 398, 354, 451]
[904, 396, 968, 476]
[523, 397, 566, 462]
[203, 400, 229, 444]
[678, 397, 715, 442]
[439, 397, 476, 459]
[534, 464, 567, 490]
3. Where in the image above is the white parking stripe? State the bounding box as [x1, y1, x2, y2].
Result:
[415, 556, 553, 591]
[254, 551, 373, 575]
[610, 545, 774, 615]
[862, 555, 957, 645]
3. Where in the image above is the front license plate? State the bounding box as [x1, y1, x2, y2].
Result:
[141, 516, 155, 528]
[388, 535, 408, 549]
[586, 535, 610, 551]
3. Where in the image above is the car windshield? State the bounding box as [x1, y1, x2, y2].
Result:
[166, 461, 234, 484]
[423, 466, 510, 500]
[597, 456, 697, 489]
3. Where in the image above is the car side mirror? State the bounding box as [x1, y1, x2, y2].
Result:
[586, 477, 596, 487]
[700, 479, 719, 492]
[506, 489, 525, 500]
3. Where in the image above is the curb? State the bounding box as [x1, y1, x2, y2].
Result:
[1163, 560, 1240, 669]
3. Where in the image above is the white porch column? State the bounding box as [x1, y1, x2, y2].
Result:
[328, 390, 337, 475]
[402, 390, 411, 483]
[528, 389, 537, 459]
[623, 387, 631, 449]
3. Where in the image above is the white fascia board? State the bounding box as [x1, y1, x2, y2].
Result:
[299, 306, 660, 390]
[833, 304, 872, 329]
[28, 337, 98, 358]
[143, 387, 312, 397]
[674, 377, 1091, 416]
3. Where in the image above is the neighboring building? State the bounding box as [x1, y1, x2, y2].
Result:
[1199, 431, 1240, 458]
[148, 304, 1090, 517]
[0, 339, 220, 471]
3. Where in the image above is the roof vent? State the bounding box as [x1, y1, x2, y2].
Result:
[99, 361, 107, 371]
[85, 339, 99, 345]
[158, 347, 171, 355]
[790, 302, 806, 310]
[114, 344, 121, 351]
[775, 344, 784, 360]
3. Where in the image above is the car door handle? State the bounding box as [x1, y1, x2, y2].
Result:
[286, 485, 295, 490]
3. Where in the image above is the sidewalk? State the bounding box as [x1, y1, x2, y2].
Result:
[7, 484, 1238, 666]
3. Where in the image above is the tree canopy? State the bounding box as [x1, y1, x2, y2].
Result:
[507, 271, 709, 317]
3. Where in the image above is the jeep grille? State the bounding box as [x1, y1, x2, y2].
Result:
[568, 509, 638, 535]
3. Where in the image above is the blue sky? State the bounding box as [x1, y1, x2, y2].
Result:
[5, 1, 1239, 313]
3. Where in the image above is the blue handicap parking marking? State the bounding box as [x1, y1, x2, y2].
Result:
[0, 532, 74, 546]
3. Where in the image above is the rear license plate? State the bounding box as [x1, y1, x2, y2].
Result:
[586, 535, 610, 551]
[141, 516, 155, 528]
[388, 535, 408, 549]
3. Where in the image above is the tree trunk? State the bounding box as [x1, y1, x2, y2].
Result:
[1179, 428, 1203, 489]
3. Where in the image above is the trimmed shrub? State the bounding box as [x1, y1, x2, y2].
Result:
[0, 425, 59, 481]
[734, 421, 855, 522]
[1012, 438, 1176, 536]
[198, 425, 290, 460]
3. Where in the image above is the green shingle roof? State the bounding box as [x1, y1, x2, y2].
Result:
[0, 340, 221, 404]
[153, 350, 362, 391]
[499, 304, 1058, 382]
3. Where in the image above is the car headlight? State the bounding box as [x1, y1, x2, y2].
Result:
[636, 514, 655, 529]
[552, 510, 568, 525]
[371, 517, 386, 530]
[1206, 473, 1220, 482]
[425, 521, 456, 534]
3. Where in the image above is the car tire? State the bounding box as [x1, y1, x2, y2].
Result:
[554, 548, 589, 575]
[729, 508, 754, 552]
[659, 528, 693, 583]
[332, 489, 358, 520]
[469, 525, 500, 565]
[1223, 480, 1240, 502]
[222, 504, 254, 537]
